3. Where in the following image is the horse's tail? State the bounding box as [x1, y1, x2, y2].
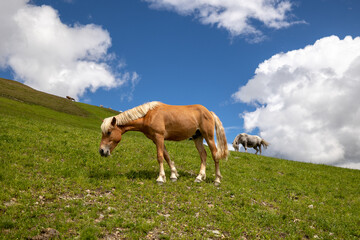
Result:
[211, 112, 229, 160]
[261, 139, 270, 149]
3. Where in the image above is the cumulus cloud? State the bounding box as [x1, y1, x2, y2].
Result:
[145, 0, 303, 42]
[0, 0, 138, 100]
[233, 36, 360, 169]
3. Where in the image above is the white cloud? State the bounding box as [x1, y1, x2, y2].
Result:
[0, 0, 138, 100]
[228, 143, 235, 152]
[145, 0, 303, 41]
[233, 36, 360, 169]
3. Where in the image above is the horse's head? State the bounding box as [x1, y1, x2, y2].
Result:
[99, 117, 122, 157]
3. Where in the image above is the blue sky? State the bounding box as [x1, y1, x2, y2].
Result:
[1, 0, 360, 169]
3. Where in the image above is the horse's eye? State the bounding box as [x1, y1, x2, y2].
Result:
[107, 131, 111, 136]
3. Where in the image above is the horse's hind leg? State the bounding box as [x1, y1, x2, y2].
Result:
[163, 146, 179, 182]
[194, 137, 207, 183]
[254, 146, 259, 155]
[204, 136, 222, 186]
[153, 136, 166, 184]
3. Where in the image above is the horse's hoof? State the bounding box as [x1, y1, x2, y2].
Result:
[194, 178, 202, 183]
[157, 181, 164, 185]
[214, 181, 221, 187]
[170, 177, 177, 182]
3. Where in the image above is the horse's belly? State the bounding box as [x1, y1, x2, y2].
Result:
[164, 127, 197, 141]
[246, 141, 258, 148]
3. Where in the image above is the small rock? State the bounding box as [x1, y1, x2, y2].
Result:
[107, 207, 116, 212]
[31, 228, 60, 240]
[158, 212, 170, 218]
[4, 198, 17, 207]
[210, 230, 221, 236]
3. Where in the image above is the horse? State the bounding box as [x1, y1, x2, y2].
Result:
[66, 96, 75, 101]
[233, 133, 269, 155]
[99, 102, 229, 186]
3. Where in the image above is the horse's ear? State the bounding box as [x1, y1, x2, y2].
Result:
[111, 117, 116, 126]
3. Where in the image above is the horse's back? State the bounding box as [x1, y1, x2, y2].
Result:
[241, 134, 262, 147]
[145, 103, 213, 140]
[249, 135, 261, 141]
[151, 104, 212, 121]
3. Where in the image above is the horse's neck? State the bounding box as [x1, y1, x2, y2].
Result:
[121, 118, 145, 133]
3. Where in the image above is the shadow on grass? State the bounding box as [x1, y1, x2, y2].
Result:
[88, 168, 115, 180]
[88, 167, 209, 182]
[125, 170, 197, 181]
[177, 170, 196, 179]
[125, 170, 158, 180]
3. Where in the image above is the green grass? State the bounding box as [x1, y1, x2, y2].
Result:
[1, 79, 360, 239]
[0, 77, 90, 117]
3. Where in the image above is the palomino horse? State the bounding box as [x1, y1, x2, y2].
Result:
[99, 102, 229, 186]
[233, 133, 269, 155]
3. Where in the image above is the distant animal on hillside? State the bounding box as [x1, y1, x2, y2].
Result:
[99, 101, 229, 186]
[66, 96, 75, 101]
[233, 133, 269, 155]
[232, 140, 240, 152]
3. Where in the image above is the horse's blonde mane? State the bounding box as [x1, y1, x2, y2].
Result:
[101, 101, 161, 134]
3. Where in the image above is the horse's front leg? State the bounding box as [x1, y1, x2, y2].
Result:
[154, 136, 166, 185]
[164, 146, 179, 182]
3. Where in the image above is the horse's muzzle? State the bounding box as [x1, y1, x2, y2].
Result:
[99, 148, 110, 157]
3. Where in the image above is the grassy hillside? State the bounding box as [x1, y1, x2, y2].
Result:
[1, 78, 359, 239]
